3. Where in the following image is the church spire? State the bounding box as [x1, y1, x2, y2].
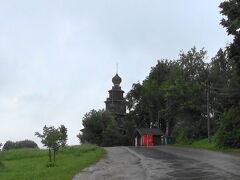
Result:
[116, 63, 118, 74]
[112, 63, 121, 86]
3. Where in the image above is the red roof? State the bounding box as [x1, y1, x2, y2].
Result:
[136, 128, 163, 135]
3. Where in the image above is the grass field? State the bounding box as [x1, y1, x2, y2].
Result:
[174, 138, 240, 154]
[0, 144, 105, 180]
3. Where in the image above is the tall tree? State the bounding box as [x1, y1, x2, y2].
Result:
[219, 0, 240, 97]
[213, 1, 240, 148]
[178, 47, 207, 82]
[173, 47, 208, 141]
[78, 110, 127, 146]
[79, 110, 105, 145]
[208, 49, 235, 131]
[59, 125, 68, 149]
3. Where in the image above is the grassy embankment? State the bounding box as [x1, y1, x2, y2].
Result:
[174, 138, 240, 154]
[0, 144, 105, 180]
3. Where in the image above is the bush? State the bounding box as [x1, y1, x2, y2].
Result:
[171, 121, 195, 144]
[2, 141, 15, 150]
[215, 107, 240, 148]
[3, 140, 38, 151]
[46, 162, 55, 168]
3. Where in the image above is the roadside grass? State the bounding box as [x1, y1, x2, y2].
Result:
[173, 138, 240, 155]
[0, 144, 105, 180]
[185, 138, 216, 150]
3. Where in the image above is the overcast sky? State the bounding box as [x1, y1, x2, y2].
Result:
[0, 0, 231, 147]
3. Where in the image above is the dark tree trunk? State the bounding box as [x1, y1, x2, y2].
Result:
[48, 148, 52, 162]
[53, 149, 56, 162]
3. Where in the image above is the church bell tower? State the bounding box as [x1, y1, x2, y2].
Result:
[105, 73, 126, 117]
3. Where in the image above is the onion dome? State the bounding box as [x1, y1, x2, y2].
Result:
[112, 73, 122, 86]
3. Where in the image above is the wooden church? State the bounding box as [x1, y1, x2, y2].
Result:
[105, 73, 126, 119]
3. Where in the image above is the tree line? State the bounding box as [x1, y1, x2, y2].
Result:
[127, 47, 239, 147]
[2, 140, 38, 150]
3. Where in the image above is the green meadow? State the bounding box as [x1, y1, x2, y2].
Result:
[0, 144, 105, 180]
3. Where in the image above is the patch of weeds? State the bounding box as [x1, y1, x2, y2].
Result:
[46, 162, 55, 168]
[74, 153, 83, 157]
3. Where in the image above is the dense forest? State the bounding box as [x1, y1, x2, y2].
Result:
[126, 46, 239, 148]
[79, 0, 240, 148]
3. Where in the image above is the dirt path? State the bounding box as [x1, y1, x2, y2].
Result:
[73, 147, 147, 180]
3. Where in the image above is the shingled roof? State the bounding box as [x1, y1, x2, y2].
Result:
[136, 128, 163, 135]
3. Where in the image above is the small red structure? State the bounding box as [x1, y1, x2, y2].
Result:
[141, 134, 153, 146]
[133, 128, 163, 147]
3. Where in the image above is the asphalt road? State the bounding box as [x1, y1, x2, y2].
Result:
[73, 146, 240, 180]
